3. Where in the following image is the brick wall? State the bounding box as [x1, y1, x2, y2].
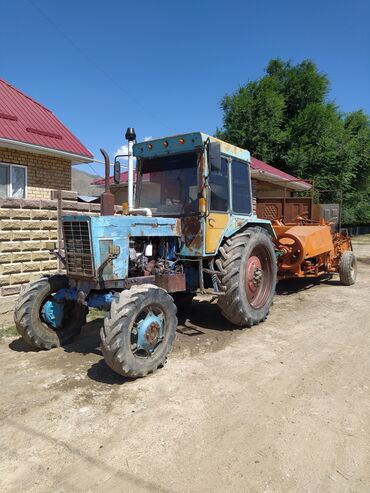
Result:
[0, 147, 71, 199]
[0, 191, 121, 327]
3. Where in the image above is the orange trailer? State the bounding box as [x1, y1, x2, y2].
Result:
[273, 218, 356, 285]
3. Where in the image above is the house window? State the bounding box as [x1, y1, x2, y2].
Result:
[0, 163, 27, 198]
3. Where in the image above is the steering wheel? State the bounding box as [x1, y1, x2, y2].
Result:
[275, 233, 305, 270]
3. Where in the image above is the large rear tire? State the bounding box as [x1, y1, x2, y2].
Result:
[14, 275, 87, 349]
[216, 227, 277, 326]
[339, 251, 357, 286]
[101, 285, 177, 378]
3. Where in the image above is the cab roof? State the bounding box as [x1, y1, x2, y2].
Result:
[133, 132, 250, 162]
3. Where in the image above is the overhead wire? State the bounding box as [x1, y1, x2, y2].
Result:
[26, 0, 172, 134]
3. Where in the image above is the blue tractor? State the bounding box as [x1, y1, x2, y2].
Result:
[14, 129, 277, 378]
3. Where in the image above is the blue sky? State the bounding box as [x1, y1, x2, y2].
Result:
[1, 0, 369, 176]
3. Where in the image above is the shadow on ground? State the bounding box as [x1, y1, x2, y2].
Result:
[8, 277, 334, 383]
[276, 275, 338, 295]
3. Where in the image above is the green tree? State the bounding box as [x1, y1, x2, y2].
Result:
[217, 59, 370, 224]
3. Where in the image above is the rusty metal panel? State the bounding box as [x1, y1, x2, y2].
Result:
[180, 216, 203, 256]
[284, 225, 334, 258]
[155, 273, 186, 293]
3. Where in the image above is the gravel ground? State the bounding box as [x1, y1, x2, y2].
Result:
[0, 241, 369, 492]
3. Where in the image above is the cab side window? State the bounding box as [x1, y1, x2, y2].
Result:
[232, 159, 251, 214]
[209, 157, 229, 212]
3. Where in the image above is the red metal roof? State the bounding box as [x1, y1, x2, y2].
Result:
[92, 170, 142, 186]
[0, 79, 93, 159]
[250, 157, 311, 189]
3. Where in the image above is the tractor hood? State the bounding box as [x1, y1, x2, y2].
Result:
[61, 215, 181, 282]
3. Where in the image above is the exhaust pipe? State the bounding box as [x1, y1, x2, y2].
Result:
[126, 127, 136, 211]
[100, 148, 115, 216]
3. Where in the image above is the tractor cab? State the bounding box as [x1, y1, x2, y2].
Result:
[132, 132, 274, 257]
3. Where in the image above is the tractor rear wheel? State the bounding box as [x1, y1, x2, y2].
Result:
[101, 285, 177, 378]
[216, 227, 277, 326]
[339, 251, 357, 286]
[14, 275, 87, 349]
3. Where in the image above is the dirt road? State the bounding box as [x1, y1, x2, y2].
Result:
[1, 241, 369, 492]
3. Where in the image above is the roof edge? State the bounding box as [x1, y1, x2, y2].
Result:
[0, 138, 94, 163]
[250, 169, 311, 191]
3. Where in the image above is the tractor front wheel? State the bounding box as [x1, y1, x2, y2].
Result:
[14, 275, 87, 349]
[216, 227, 277, 326]
[101, 285, 177, 378]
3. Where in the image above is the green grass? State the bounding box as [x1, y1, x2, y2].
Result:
[0, 325, 18, 340]
[87, 307, 105, 322]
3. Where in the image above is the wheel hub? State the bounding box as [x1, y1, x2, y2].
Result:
[42, 299, 64, 329]
[146, 322, 161, 345]
[247, 256, 263, 293]
[136, 312, 164, 354]
[245, 246, 273, 309]
[253, 267, 263, 286]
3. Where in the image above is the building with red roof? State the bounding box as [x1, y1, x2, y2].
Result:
[0, 79, 93, 200]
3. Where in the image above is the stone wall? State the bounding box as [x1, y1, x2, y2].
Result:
[0, 147, 71, 199]
[0, 191, 119, 327]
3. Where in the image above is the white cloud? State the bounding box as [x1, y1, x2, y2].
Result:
[115, 144, 128, 157]
[115, 136, 152, 155]
[114, 137, 153, 168]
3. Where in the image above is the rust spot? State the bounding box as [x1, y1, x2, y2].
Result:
[209, 136, 244, 157]
[155, 273, 186, 292]
[182, 215, 202, 250]
[173, 218, 182, 236]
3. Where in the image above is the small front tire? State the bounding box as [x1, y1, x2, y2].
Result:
[14, 275, 87, 349]
[101, 285, 177, 378]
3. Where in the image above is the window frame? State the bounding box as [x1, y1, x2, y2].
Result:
[230, 157, 253, 216]
[136, 150, 199, 217]
[208, 155, 231, 213]
[0, 162, 28, 199]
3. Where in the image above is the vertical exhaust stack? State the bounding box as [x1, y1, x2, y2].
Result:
[125, 127, 136, 211]
[100, 148, 115, 216]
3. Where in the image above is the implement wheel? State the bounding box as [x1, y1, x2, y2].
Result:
[216, 227, 277, 326]
[101, 285, 177, 378]
[339, 251, 357, 286]
[14, 275, 87, 349]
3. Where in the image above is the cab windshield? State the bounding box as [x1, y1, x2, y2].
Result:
[136, 152, 198, 215]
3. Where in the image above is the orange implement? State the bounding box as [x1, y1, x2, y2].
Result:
[273, 221, 353, 279]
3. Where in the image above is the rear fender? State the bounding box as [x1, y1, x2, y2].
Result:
[223, 218, 276, 241]
[206, 215, 275, 256]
